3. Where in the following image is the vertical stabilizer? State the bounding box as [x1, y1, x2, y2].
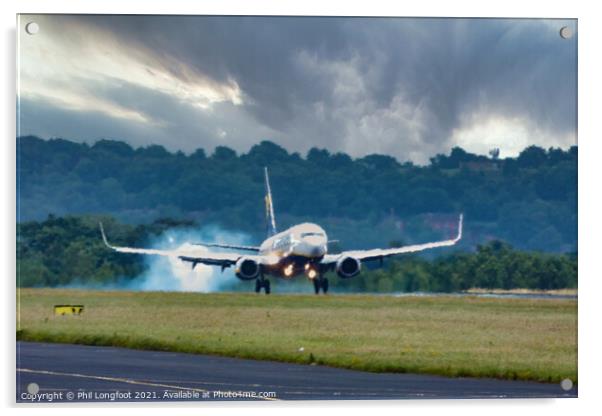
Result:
[264, 167, 277, 237]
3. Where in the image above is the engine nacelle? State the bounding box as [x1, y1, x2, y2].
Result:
[336, 256, 361, 278]
[235, 257, 260, 280]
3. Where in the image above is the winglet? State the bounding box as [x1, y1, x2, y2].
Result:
[454, 214, 463, 243]
[99, 222, 111, 248]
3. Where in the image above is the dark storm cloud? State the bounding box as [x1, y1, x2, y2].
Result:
[19, 77, 277, 154]
[19, 15, 577, 162]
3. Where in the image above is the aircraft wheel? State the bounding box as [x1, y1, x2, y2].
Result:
[313, 278, 320, 294]
[321, 277, 329, 294]
[264, 279, 271, 295]
[255, 278, 261, 293]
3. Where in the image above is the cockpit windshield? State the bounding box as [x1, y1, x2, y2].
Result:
[301, 232, 325, 238]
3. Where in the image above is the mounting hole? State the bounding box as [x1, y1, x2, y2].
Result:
[27, 382, 40, 394]
[559, 26, 573, 40]
[25, 22, 39, 35]
[560, 378, 573, 391]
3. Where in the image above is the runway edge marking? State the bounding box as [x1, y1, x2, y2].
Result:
[17, 368, 279, 401]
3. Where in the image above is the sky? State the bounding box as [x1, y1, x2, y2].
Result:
[17, 15, 577, 164]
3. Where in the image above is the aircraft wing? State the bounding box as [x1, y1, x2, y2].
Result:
[100, 223, 242, 268]
[193, 242, 260, 252]
[321, 214, 463, 264]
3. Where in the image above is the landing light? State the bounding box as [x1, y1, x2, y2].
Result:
[284, 264, 294, 277]
[307, 269, 317, 279]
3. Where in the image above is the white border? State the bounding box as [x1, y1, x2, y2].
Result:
[3, 1, 601, 415]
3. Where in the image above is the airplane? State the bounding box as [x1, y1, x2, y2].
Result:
[100, 167, 463, 294]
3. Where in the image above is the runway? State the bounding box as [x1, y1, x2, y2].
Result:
[17, 341, 577, 402]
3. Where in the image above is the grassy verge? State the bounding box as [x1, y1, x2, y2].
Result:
[17, 289, 577, 383]
[465, 288, 578, 296]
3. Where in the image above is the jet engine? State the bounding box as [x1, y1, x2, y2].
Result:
[336, 256, 361, 278]
[235, 257, 260, 280]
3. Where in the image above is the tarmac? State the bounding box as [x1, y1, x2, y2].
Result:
[16, 341, 577, 402]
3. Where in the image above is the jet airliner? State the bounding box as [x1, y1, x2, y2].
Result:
[100, 168, 463, 294]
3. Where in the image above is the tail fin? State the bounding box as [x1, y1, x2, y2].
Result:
[264, 167, 277, 237]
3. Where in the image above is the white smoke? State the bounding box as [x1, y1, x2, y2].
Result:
[125, 225, 252, 292]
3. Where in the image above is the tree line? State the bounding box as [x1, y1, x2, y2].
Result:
[17, 136, 577, 252]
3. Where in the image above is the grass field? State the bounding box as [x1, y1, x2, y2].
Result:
[17, 289, 577, 383]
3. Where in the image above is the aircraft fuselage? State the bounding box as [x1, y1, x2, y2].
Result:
[259, 222, 328, 278]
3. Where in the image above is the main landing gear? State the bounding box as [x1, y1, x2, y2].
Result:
[255, 276, 271, 294]
[313, 275, 329, 294]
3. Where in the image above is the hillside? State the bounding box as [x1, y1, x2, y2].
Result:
[17, 136, 577, 252]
